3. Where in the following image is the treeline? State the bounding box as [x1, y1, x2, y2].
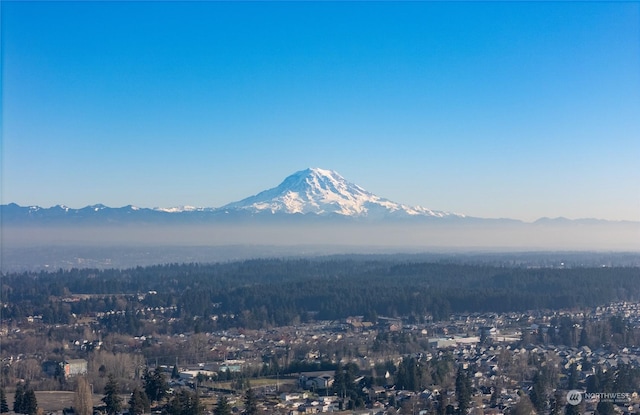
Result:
[2, 259, 639, 332]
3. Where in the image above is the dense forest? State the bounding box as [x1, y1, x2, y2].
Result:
[2, 257, 639, 332]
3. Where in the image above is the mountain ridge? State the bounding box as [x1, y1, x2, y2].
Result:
[2, 168, 467, 224]
[1, 168, 637, 225]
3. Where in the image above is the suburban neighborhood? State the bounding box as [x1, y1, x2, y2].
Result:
[3, 295, 640, 415]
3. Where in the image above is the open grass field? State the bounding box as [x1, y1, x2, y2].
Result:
[10, 392, 127, 412]
[8, 378, 297, 412]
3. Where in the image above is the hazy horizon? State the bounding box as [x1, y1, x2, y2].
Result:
[4, 221, 639, 251]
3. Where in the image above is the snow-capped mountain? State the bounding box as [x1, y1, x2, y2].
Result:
[220, 168, 461, 218]
[3, 168, 638, 255]
[1, 168, 463, 224]
[153, 205, 214, 213]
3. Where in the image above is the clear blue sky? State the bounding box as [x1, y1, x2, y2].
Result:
[2, 1, 639, 221]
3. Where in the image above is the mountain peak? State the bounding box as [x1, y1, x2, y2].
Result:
[221, 168, 457, 218]
[280, 167, 348, 186]
[302, 167, 336, 175]
[2, 168, 461, 221]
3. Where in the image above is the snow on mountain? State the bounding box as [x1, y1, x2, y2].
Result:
[2, 168, 464, 221]
[220, 167, 461, 218]
[84, 204, 108, 212]
[153, 205, 212, 213]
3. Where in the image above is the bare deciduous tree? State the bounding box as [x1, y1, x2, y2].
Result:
[74, 376, 94, 415]
[16, 359, 42, 383]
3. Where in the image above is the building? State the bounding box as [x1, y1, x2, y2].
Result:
[299, 372, 335, 391]
[43, 359, 88, 378]
[62, 359, 88, 377]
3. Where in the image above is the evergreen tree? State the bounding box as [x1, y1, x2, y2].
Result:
[102, 374, 123, 415]
[549, 391, 562, 415]
[436, 391, 447, 415]
[578, 320, 590, 348]
[13, 383, 25, 414]
[558, 316, 577, 347]
[213, 396, 232, 415]
[595, 367, 616, 415]
[565, 390, 583, 415]
[143, 367, 168, 404]
[595, 400, 615, 415]
[565, 401, 581, 415]
[332, 364, 346, 398]
[388, 394, 397, 410]
[614, 363, 633, 393]
[192, 390, 201, 415]
[567, 363, 579, 390]
[587, 370, 601, 393]
[23, 389, 37, 415]
[0, 388, 8, 413]
[397, 357, 420, 391]
[167, 390, 201, 415]
[166, 392, 181, 415]
[530, 371, 548, 413]
[172, 364, 180, 380]
[243, 387, 258, 415]
[128, 387, 150, 415]
[455, 367, 472, 414]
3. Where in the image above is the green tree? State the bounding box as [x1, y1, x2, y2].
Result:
[23, 389, 37, 415]
[397, 357, 421, 391]
[567, 363, 579, 390]
[332, 364, 346, 398]
[587, 369, 601, 393]
[0, 388, 8, 413]
[431, 355, 455, 387]
[490, 386, 500, 408]
[565, 401, 581, 415]
[614, 363, 633, 393]
[102, 374, 123, 415]
[172, 364, 180, 380]
[167, 390, 201, 415]
[243, 387, 258, 415]
[436, 391, 447, 415]
[128, 387, 150, 415]
[549, 391, 562, 415]
[594, 367, 616, 415]
[213, 396, 232, 415]
[595, 400, 615, 415]
[455, 367, 472, 414]
[143, 367, 168, 404]
[564, 389, 583, 415]
[578, 321, 590, 348]
[13, 383, 25, 414]
[558, 316, 577, 347]
[529, 371, 548, 413]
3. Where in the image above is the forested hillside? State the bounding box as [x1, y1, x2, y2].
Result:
[2, 258, 639, 332]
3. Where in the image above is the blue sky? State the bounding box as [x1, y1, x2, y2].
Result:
[2, 1, 639, 222]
